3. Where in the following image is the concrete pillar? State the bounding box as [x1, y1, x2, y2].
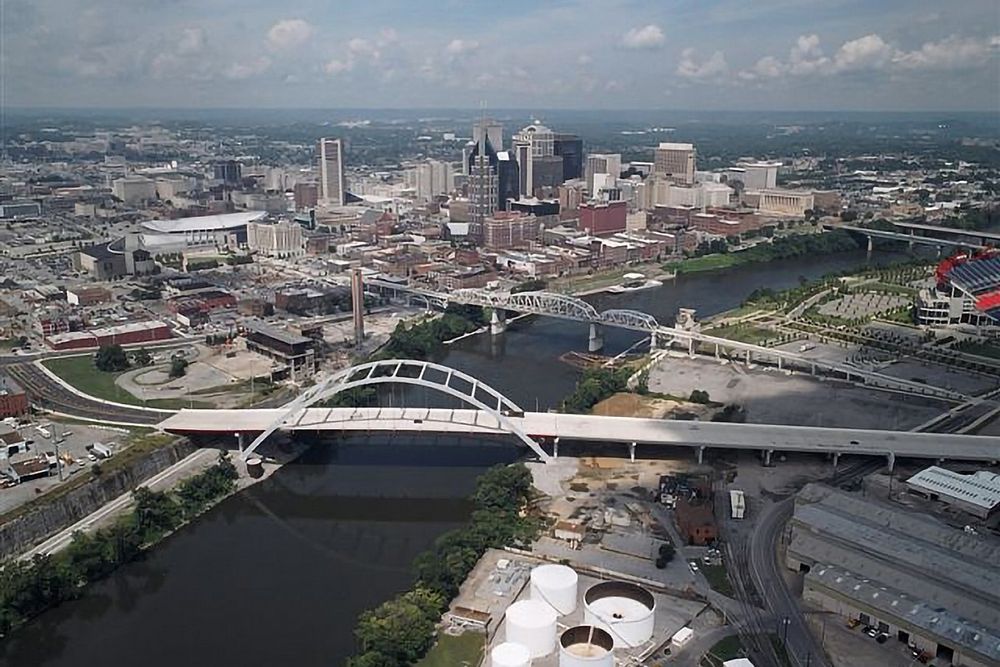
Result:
[777, 356, 783, 371]
[810, 363, 816, 376]
[650, 331, 658, 349]
[745, 350, 752, 367]
[629, 441, 636, 463]
[687, 337, 694, 357]
[553, 437, 560, 459]
[832, 451, 840, 468]
[714, 343, 720, 359]
[588, 323, 604, 353]
[866, 235, 874, 254]
[490, 309, 507, 336]
[236, 432, 246, 453]
[763, 449, 773, 466]
[697, 446, 705, 464]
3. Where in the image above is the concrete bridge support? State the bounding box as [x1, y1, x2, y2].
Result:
[831, 451, 840, 468]
[236, 431, 246, 454]
[763, 449, 774, 466]
[490, 309, 507, 336]
[553, 437, 560, 459]
[887, 451, 896, 473]
[650, 331, 658, 349]
[866, 235, 874, 255]
[589, 323, 604, 352]
[697, 446, 705, 464]
[629, 441, 636, 463]
[687, 337, 695, 357]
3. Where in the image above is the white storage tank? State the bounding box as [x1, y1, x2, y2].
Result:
[530, 564, 579, 616]
[505, 599, 558, 658]
[491, 641, 532, 667]
[583, 581, 656, 648]
[559, 625, 614, 667]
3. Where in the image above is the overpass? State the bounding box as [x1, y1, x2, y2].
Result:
[158, 406, 1000, 468]
[365, 281, 967, 402]
[830, 224, 974, 250]
[155, 359, 998, 468]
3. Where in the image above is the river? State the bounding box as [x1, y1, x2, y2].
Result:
[1, 249, 909, 666]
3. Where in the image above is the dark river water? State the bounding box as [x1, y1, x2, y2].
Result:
[1, 249, 910, 666]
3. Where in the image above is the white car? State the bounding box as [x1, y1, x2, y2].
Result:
[689, 561, 699, 573]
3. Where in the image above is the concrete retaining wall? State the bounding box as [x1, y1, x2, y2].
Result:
[0, 439, 198, 560]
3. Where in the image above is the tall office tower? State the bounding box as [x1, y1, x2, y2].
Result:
[472, 118, 504, 152]
[513, 122, 556, 196]
[554, 133, 584, 181]
[654, 142, 696, 185]
[514, 141, 531, 199]
[413, 160, 455, 201]
[584, 153, 622, 194]
[496, 151, 520, 210]
[468, 135, 499, 225]
[317, 138, 346, 207]
[213, 160, 242, 185]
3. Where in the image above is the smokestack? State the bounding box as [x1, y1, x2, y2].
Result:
[351, 269, 365, 348]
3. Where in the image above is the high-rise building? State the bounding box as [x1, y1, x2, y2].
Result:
[412, 160, 455, 201]
[317, 138, 346, 207]
[513, 122, 556, 196]
[584, 154, 622, 194]
[727, 161, 780, 190]
[213, 160, 243, 185]
[654, 142, 696, 185]
[472, 119, 504, 152]
[554, 134, 584, 181]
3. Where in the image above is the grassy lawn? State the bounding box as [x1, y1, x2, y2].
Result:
[701, 634, 745, 666]
[42, 355, 212, 409]
[664, 253, 744, 274]
[416, 632, 484, 667]
[700, 562, 734, 597]
[706, 323, 775, 345]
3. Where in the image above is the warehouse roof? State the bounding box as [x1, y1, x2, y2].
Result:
[244, 320, 311, 346]
[809, 565, 1000, 664]
[906, 466, 1000, 512]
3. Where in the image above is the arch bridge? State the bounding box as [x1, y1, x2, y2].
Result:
[238, 359, 551, 462]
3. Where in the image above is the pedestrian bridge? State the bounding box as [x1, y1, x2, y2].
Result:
[158, 406, 1000, 466]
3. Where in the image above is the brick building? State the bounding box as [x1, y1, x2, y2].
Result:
[675, 498, 718, 545]
[0, 375, 28, 418]
[579, 199, 627, 237]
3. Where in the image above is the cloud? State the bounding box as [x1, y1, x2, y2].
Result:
[893, 34, 999, 71]
[445, 39, 479, 56]
[677, 48, 728, 80]
[832, 33, 893, 72]
[578, 53, 592, 66]
[324, 58, 353, 75]
[348, 37, 376, 56]
[176, 27, 205, 56]
[226, 57, 271, 80]
[267, 19, 313, 50]
[622, 24, 665, 50]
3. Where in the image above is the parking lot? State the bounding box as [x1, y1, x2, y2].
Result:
[0, 418, 131, 514]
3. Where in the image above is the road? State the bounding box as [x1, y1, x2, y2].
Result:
[21, 448, 218, 559]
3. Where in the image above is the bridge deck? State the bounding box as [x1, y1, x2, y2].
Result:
[159, 408, 1000, 461]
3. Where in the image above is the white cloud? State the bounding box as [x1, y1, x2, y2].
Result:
[324, 58, 353, 75]
[445, 39, 479, 56]
[176, 27, 205, 56]
[348, 37, 375, 56]
[832, 33, 893, 72]
[226, 57, 271, 80]
[578, 53, 593, 66]
[267, 19, 313, 50]
[622, 24, 665, 50]
[741, 55, 784, 80]
[677, 48, 728, 80]
[893, 34, 999, 71]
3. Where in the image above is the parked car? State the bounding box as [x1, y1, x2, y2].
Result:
[864, 626, 879, 638]
[689, 561, 699, 573]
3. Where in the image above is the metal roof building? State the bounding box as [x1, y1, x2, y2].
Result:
[906, 466, 1000, 519]
[788, 484, 1000, 667]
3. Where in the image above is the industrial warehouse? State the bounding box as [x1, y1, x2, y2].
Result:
[786, 485, 1000, 667]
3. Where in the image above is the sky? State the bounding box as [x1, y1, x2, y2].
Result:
[3, 0, 999, 111]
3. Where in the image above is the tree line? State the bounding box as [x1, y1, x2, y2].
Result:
[347, 463, 540, 666]
[0, 453, 238, 637]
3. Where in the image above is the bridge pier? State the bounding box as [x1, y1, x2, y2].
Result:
[697, 446, 705, 464]
[763, 449, 774, 466]
[490, 309, 507, 336]
[745, 350, 752, 367]
[589, 323, 604, 353]
[687, 337, 694, 357]
[629, 441, 636, 463]
[235, 432, 246, 454]
[714, 343, 720, 359]
[777, 355, 783, 371]
[832, 451, 840, 468]
[887, 451, 896, 473]
[866, 235, 874, 255]
[553, 437, 560, 459]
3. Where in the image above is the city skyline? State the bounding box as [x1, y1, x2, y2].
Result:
[3, 0, 998, 111]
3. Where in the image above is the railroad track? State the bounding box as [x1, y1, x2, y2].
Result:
[4, 362, 170, 426]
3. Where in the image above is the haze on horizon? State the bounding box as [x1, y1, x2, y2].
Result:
[3, 0, 999, 112]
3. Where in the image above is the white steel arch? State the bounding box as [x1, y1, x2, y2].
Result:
[450, 289, 600, 322]
[239, 359, 551, 462]
[599, 309, 659, 331]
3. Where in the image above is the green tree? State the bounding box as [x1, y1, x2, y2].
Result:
[132, 348, 152, 366]
[354, 591, 439, 663]
[169, 357, 189, 378]
[689, 389, 711, 404]
[94, 344, 129, 372]
[133, 487, 183, 542]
